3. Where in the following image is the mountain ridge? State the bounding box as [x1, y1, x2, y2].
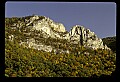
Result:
[5, 15, 116, 77]
[5, 15, 110, 53]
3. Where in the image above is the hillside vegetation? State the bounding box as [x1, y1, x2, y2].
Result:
[5, 17, 116, 77]
[102, 36, 116, 52]
[5, 27, 116, 77]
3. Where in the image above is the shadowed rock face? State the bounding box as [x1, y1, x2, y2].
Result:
[10, 15, 110, 52]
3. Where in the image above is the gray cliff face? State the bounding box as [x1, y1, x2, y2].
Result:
[26, 15, 66, 33]
[68, 25, 109, 50]
[11, 15, 110, 52]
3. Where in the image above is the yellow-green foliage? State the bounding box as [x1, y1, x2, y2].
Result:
[5, 38, 116, 77]
[5, 25, 116, 77]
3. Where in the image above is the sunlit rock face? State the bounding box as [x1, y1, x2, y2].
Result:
[11, 15, 110, 52]
[31, 15, 66, 33]
[68, 25, 110, 50]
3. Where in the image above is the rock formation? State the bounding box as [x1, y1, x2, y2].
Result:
[68, 25, 107, 49]
[10, 15, 110, 52]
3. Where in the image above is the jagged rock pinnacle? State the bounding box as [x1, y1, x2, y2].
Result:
[11, 15, 110, 51]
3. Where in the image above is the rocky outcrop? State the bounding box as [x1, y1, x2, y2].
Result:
[25, 38, 53, 52]
[19, 38, 70, 53]
[11, 15, 110, 52]
[8, 35, 14, 41]
[68, 25, 110, 50]
[25, 15, 66, 33]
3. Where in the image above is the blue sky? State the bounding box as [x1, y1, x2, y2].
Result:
[5, 2, 116, 38]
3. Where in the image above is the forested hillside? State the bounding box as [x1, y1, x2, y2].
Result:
[102, 36, 116, 52]
[5, 16, 116, 77]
